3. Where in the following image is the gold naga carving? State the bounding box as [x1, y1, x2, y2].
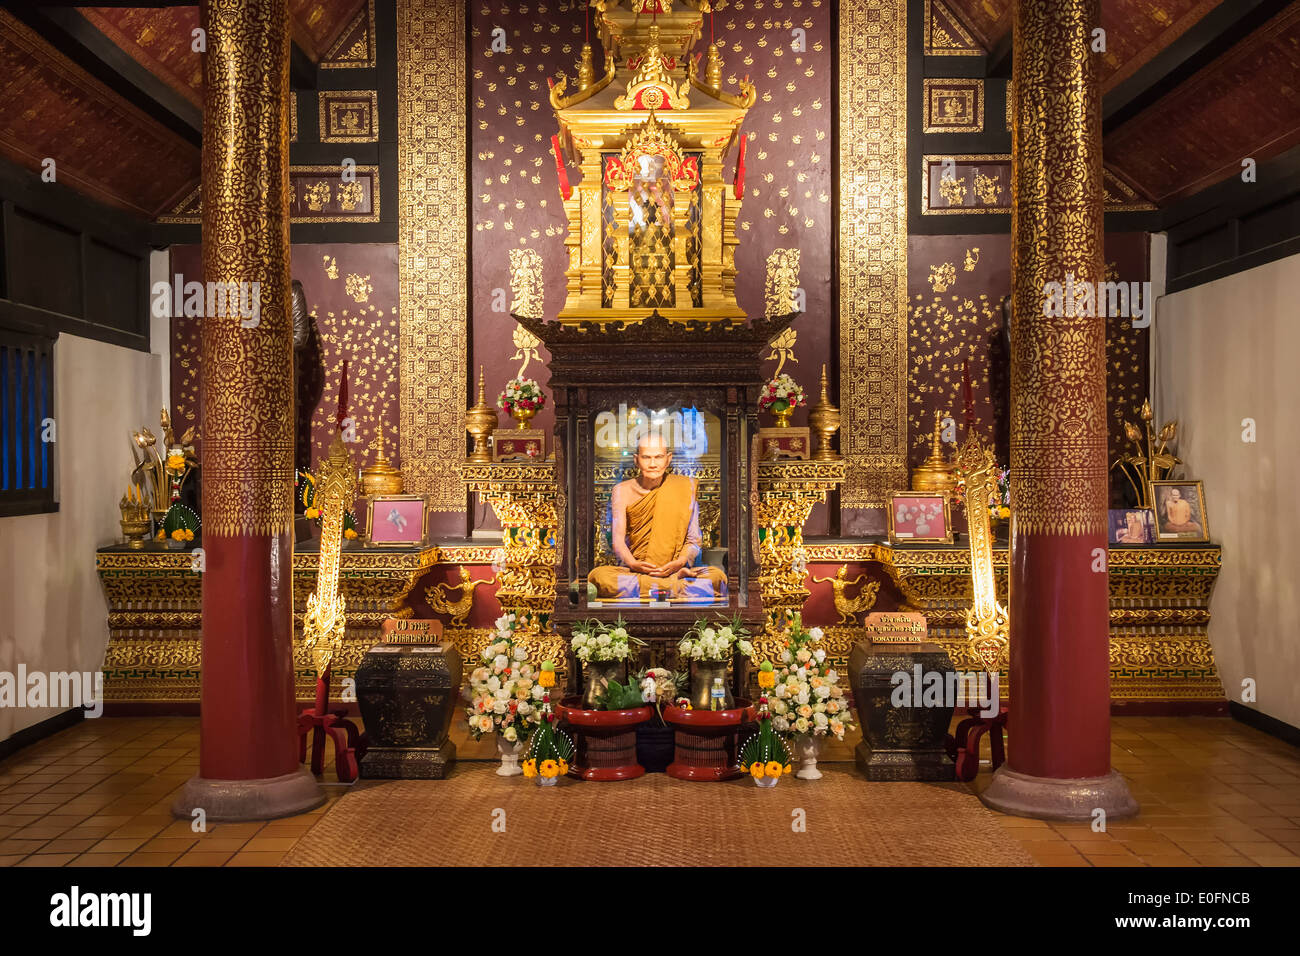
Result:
[810, 564, 881, 625]
[301, 433, 356, 675]
[957, 430, 1008, 671]
[425, 566, 497, 627]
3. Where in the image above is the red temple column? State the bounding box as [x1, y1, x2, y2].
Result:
[173, 0, 323, 821]
[979, 0, 1137, 820]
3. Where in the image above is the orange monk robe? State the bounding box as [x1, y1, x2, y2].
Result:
[589, 473, 728, 600]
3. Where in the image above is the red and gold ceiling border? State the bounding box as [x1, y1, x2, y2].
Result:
[838, 0, 910, 512]
[397, 0, 467, 510]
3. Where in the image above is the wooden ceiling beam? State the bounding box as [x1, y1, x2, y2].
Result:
[1103, 0, 1294, 134]
[12, 6, 202, 146]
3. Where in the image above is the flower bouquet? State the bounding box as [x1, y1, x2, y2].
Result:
[523, 673, 573, 787]
[630, 667, 688, 773]
[464, 613, 543, 775]
[679, 614, 756, 710]
[571, 617, 644, 708]
[157, 503, 199, 549]
[770, 613, 853, 779]
[739, 693, 793, 788]
[498, 376, 546, 428]
[758, 372, 806, 426]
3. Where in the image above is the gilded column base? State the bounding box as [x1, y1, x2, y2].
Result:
[171, 768, 324, 822]
[979, 766, 1138, 822]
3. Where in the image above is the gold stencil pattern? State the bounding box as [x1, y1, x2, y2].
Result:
[398, 0, 467, 510]
[1010, 0, 1108, 536]
[838, 0, 909, 509]
[199, 0, 295, 538]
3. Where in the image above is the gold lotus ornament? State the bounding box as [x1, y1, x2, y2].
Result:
[1111, 398, 1181, 508]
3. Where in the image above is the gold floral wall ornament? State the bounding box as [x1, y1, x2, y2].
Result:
[508, 248, 544, 318]
[929, 262, 957, 293]
[510, 324, 542, 378]
[323, 255, 338, 279]
[974, 171, 1002, 206]
[766, 325, 798, 377]
[938, 174, 967, 206]
[305, 181, 332, 211]
[336, 180, 364, 211]
[764, 248, 801, 317]
[964, 247, 980, 272]
[345, 273, 373, 303]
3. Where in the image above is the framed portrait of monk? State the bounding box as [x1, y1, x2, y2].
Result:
[1151, 480, 1209, 542]
[586, 404, 728, 607]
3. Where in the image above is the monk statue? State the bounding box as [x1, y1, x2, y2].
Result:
[588, 433, 728, 601]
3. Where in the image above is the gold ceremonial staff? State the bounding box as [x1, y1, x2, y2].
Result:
[958, 431, 1008, 671]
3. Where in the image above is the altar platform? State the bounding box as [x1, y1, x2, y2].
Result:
[95, 538, 1223, 711]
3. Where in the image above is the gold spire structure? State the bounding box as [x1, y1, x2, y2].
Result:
[549, 0, 757, 325]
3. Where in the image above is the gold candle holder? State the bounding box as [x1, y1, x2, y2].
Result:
[807, 364, 841, 461]
[465, 366, 499, 463]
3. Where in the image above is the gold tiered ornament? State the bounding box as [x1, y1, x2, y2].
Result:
[911, 410, 958, 494]
[359, 422, 403, 496]
[549, 4, 756, 325]
[118, 485, 151, 550]
[299, 431, 362, 782]
[464, 366, 499, 464]
[956, 431, 1009, 672]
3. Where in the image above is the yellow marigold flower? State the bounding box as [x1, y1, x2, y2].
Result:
[765, 760, 784, 778]
[522, 759, 537, 778]
[783, 763, 792, 775]
[166, 454, 186, 471]
[539, 670, 555, 688]
[557, 759, 569, 776]
[305, 507, 319, 519]
[344, 528, 357, 539]
[758, 670, 776, 689]
[171, 529, 186, 541]
[539, 759, 559, 778]
[999, 506, 1011, 518]
[749, 762, 765, 779]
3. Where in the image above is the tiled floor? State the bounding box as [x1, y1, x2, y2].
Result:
[0, 714, 1297, 866]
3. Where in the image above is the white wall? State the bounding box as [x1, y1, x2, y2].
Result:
[1155, 251, 1300, 729]
[0, 334, 162, 740]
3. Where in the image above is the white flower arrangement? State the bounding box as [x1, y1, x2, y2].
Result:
[679, 615, 757, 663]
[464, 612, 542, 742]
[570, 616, 643, 663]
[770, 614, 853, 740]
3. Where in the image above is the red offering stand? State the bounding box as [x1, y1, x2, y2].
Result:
[556, 698, 653, 781]
[664, 699, 758, 781]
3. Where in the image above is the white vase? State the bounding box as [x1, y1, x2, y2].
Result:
[753, 774, 779, 788]
[496, 736, 525, 776]
[795, 735, 824, 780]
[537, 774, 559, 787]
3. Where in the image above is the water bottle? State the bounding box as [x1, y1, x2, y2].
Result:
[710, 677, 725, 711]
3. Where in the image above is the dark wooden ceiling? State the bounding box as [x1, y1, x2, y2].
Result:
[938, 0, 1300, 208]
[0, 1, 366, 219]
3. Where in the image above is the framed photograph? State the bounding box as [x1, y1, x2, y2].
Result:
[365, 494, 428, 548]
[1151, 480, 1209, 542]
[1108, 508, 1154, 545]
[887, 492, 953, 544]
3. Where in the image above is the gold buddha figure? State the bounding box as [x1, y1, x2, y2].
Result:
[588, 432, 728, 601]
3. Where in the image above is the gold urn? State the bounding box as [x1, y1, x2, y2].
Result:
[911, 410, 957, 493]
[465, 366, 498, 462]
[360, 422, 404, 496]
[807, 364, 842, 461]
